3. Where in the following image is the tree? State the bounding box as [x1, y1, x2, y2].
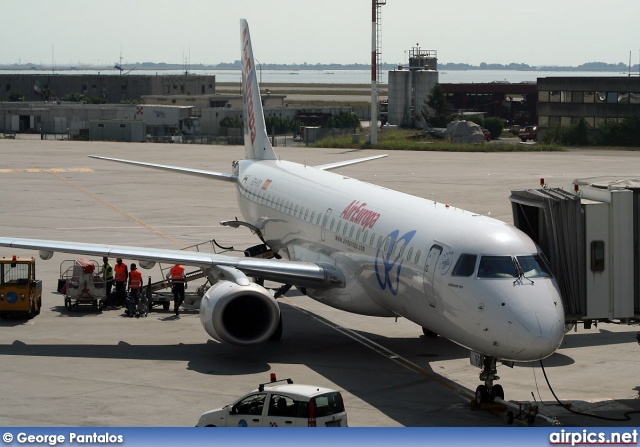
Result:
[61, 92, 87, 102]
[8, 92, 24, 102]
[421, 84, 451, 128]
[219, 117, 243, 128]
[323, 112, 360, 129]
[484, 117, 503, 139]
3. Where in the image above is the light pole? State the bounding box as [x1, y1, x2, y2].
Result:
[254, 58, 263, 84]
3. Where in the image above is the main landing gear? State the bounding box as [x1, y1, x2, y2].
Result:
[474, 356, 504, 405]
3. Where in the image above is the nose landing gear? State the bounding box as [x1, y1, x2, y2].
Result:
[474, 355, 504, 405]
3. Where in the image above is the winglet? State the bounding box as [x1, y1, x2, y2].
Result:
[240, 19, 276, 161]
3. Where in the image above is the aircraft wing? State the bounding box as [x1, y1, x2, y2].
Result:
[314, 153, 387, 171]
[0, 237, 343, 290]
[88, 156, 237, 182]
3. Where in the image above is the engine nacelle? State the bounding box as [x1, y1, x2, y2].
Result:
[199, 280, 280, 346]
[137, 260, 156, 270]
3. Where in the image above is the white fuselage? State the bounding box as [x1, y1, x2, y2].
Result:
[234, 159, 565, 362]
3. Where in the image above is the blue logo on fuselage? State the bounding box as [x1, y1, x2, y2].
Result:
[375, 230, 417, 295]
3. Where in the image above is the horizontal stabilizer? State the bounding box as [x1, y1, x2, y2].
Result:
[89, 155, 237, 182]
[315, 153, 388, 171]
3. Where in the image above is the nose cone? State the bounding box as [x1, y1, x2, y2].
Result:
[508, 311, 564, 361]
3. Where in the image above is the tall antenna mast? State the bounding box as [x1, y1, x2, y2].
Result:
[370, 0, 386, 145]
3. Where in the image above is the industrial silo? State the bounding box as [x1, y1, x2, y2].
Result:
[387, 68, 410, 126]
[386, 47, 439, 128]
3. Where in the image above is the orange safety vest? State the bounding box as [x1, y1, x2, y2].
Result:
[129, 270, 142, 289]
[170, 265, 185, 283]
[114, 263, 127, 282]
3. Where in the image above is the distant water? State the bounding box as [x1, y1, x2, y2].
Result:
[1, 68, 631, 84]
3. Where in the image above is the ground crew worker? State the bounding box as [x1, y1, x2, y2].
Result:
[102, 257, 114, 307]
[166, 263, 186, 316]
[114, 258, 128, 307]
[128, 263, 143, 317]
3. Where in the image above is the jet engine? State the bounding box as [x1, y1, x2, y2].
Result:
[199, 280, 280, 345]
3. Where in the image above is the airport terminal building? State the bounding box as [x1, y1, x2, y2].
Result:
[536, 76, 640, 138]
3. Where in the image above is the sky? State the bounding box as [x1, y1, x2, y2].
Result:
[2, 0, 639, 68]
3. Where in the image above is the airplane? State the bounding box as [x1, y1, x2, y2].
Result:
[0, 19, 565, 405]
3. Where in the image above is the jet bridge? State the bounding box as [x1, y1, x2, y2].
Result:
[510, 177, 640, 327]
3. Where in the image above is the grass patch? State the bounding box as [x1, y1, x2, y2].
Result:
[313, 129, 565, 152]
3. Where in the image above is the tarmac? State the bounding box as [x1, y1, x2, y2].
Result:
[1, 137, 640, 427]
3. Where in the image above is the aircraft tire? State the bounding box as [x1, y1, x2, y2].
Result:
[492, 384, 504, 401]
[475, 385, 489, 405]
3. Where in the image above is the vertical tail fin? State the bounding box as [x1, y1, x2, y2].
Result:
[240, 19, 277, 161]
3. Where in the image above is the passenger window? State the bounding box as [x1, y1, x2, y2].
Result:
[233, 393, 266, 415]
[452, 254, 477, 277]
[349, 226, 354, 238]
[336, 221, 341, 233]
[414, 250, 421, 264]
[407, 247, 413, 261]
[268, 394, 299, 417]
[330, 218, 335, 230]
[478, 256, 518, 278]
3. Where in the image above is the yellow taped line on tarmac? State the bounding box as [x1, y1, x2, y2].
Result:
[47, 171, 186, 248]
[0, 168, 94, 173]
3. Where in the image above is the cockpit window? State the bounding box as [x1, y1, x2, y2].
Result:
[452, 254, 477, 277]
[517, 254, 553, 278]
[478, 256, 518, 278]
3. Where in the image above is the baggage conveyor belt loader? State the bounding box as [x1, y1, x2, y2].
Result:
[141, 238, 248, 311]
[139, 238, 278, 311]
